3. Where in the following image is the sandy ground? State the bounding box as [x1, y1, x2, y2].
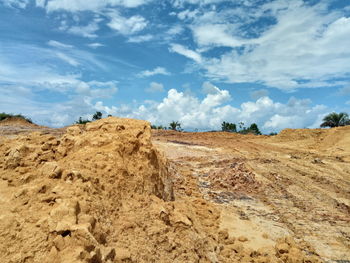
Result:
[152, 127, 350, 262]
[0, 117, 348, 262]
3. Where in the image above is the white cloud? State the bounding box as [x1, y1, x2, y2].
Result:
[127, 34, 153, 43]
[66, 21, 100, 38]
[178, 9, 199, 20]
[166, 25, 184, 36]
[44, 0, 150, 12]
[107, 11, 148, 35]
[101, 86, 327, 132]
[55, 52, 80, 67]
[169, 43, 202, 63]
[174, 1, 350, 90]
[146, 82, 165, 93]
[0, 42, 107, 89]
[1, 0, 29, 8]
[137, 67, 170, 77]
[192, 24, 246, 47]
[35, 0, 45, 7]
[87, 43, 105, 49]
[172, 0, 225, 8]
[47, 40, 73, 49]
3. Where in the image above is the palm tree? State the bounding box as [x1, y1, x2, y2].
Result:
[320, 112, 350, 128]
[169, 121, 181, 131]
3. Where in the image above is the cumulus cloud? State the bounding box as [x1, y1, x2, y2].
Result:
[102, 86, 327, 133]
[107, 11, 148, 35]
[137, 67, 170, 77]
[145, 82, 165, 93]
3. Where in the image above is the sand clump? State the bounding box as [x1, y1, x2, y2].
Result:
[0, 117, 322, 262]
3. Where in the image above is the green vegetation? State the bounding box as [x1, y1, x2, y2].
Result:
[221, 121, 237, 132]
[151, 125, 167, 130]
[320, 112, 350, 128]
[92, 111, 102, 121]
[0, 112, 32, 123]
[221, 121, 261, 135]
[76, 111, 103, 125]
[169, 121, 182, 131]
[75, 117, 91, 125]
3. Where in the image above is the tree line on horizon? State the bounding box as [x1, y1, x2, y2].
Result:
[1, 111, 349, 133]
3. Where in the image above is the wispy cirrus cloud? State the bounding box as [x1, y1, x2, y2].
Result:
[47, 40, 74, 49]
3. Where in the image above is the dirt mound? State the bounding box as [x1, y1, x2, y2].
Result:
[274, 128, 326, 141]
[0, 117, 322, 262]
[0, 116, 38, 127]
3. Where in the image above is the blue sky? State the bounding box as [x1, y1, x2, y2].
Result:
[0, 0, 349, 133]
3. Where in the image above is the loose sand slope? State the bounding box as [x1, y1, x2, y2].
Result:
[0, 117, 334, 262]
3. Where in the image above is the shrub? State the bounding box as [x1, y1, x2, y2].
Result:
[75, 117, 91, 125]
[0, 112, 32, 123]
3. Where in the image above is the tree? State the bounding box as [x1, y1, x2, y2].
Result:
[169, 121, 181, 131]
[248, 123, 261, 135]
[221, 121, 237, 132]
[320, 112, 350, 128]
[92, 111, 102, 121]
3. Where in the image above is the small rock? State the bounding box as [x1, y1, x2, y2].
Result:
[238, 236, 248, 242]
[276, 242, 289, 254]
[312, 158, 323, 164]
[41, 162, 63, 179]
